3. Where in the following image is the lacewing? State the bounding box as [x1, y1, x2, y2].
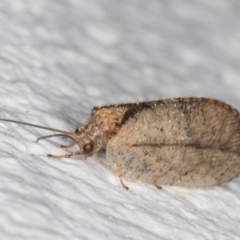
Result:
[1, 97, 240, 189]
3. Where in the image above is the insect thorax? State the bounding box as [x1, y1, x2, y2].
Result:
[92, 107, 128, 143]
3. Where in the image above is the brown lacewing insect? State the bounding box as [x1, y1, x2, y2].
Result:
[1, 97, 240, 190]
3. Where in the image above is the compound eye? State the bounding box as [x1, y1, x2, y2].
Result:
[83, 143, 94, 154]
[75, 128, 81, 134]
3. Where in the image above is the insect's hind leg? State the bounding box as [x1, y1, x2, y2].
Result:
[118, 175, 129, 190]
[154, 180, 162, 190]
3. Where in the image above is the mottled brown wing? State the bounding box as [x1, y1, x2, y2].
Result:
[106, 98, 240, 188]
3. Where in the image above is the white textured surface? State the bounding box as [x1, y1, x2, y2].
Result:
[0, 0, 240, 239]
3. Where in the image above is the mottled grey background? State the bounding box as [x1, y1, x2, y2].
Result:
[0, 0, 240, 239]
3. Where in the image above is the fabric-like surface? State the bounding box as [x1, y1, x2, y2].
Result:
[0, 0, 240, 239]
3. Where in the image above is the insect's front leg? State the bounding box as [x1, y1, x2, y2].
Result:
[48, 152, 84, 159]
[59, 142, 77, 149]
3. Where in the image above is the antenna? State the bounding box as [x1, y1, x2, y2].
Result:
[0, 118, 73, 135]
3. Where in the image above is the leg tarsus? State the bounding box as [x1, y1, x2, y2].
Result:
[119, 176, 129, 190]
[154, 181, 162, 190]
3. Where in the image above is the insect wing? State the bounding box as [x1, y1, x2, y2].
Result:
[106, 99, 240, 188]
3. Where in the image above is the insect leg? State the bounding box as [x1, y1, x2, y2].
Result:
[118, 175, 129, 190]
[59, 142, 77, 149]
[47, 153, 83, 159]
[154, 180, 162, 190]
